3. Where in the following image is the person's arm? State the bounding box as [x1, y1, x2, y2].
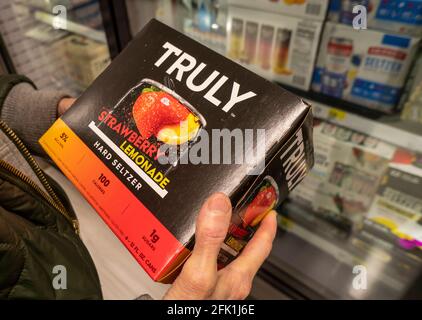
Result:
[0, 75, 74, 155]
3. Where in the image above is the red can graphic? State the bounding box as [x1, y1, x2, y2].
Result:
[218, 176, 279, 266]
[321, 37, 353, 98]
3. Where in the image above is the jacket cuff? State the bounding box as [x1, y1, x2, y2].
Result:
[0, 74, 35, 107]
[1, 83, 70, 155]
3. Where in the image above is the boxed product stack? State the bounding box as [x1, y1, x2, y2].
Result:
[228, 0, 329, 20]
[311, 0, 422, 113]
[401, 83, 422, 124]
[312, 22, 420, 112]
[367, 148, 422, 250]
[400, 42, 422, 124]
[290, 120, 396, 224]
[328, 0, 422, 37]
[226, 4, 326, 90]
[291, 118, 422, 250]
[62, 35, 110, 88]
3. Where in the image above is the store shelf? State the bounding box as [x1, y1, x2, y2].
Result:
[274, 82, 422, 154]
[269, 201, 422, 299]
[23, 0, 99, 12]
[311, 100, 422, 153]
[34, 10, 106, 43]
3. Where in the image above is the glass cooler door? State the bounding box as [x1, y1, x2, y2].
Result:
[116, 0, 422, 300]
[3, 0, 418, 299]
[0, 0, 111, 96]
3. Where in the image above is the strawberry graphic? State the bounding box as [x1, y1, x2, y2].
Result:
[242, 184, 278, 227]
[132, 90, 191, 139]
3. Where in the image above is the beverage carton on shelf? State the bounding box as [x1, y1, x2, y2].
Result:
[227, 6, 323, 90]
[328, 0, 422, 37]
[367, 149, 422, 250]
[228, 0, 329, 21]
[312, 22, 420, 113]
[63, 35, 110, 88]
[290, 120, 396, 224]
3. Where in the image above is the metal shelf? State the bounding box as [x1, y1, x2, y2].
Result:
[277, 83, 422, 153]
[311, 100, 422, 153]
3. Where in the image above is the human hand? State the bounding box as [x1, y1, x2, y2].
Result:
[164, 192, 277, 300]
[58, 97, 76, 116]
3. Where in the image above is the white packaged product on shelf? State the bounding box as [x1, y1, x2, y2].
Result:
[401, 51, 422, 124]
[401, 83, 422, 124]
[312, 22, 420, 113]
[290, 120, 397, 222]
[228, 0, 329, 21]
[227, 6, 323, 90]
[367, 150, 422, 250]
[62, 35, 110, 88]
[328, 0, 422, 37]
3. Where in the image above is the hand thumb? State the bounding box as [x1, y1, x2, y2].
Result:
[191, 192, 232, 266]
[164, 193, 232, 299]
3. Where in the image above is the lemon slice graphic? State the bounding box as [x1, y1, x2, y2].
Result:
[157, 113, 200, 145]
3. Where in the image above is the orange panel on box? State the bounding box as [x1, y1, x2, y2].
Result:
[39, 119, 188, 280]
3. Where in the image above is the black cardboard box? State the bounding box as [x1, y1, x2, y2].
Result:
[40, 19, 314, 282]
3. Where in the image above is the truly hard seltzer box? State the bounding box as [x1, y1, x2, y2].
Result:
[40, 20, 314, 282]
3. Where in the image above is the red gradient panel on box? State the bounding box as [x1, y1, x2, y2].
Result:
[39, 119, 186, 279]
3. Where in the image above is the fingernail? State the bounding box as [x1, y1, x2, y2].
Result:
[208, 193, 231, 214]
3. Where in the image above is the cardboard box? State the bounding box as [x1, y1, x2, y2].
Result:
[290, 120, 395, 223]
[63, 35, 110, 88]
[312, 22, 420, 113]
[228, 0, 329, 21]
[367, 150, 422, 250]
[328, 0, 422, 37]
[227, 6, 323, 90]
[40, 19, 314, 282]
[401, 83, 422, 124]
[400, 50, 422, 123]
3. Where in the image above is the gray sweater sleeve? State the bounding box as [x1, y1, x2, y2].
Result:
[1, 83, 70, 155]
